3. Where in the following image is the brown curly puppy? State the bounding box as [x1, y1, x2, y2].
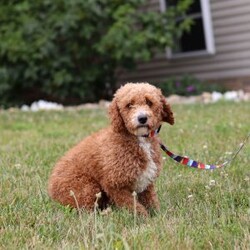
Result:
[48, 83, 174, 216]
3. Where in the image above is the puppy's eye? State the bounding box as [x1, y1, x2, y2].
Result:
[126, 103, 133, 109]
[146, 99, 153, 107]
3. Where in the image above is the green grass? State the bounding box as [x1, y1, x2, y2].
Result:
[0, 102, 250, 249]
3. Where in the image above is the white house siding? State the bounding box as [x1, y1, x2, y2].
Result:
[118, 0, 250, 89]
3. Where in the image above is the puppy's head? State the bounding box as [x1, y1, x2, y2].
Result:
[109, 83, 174, 136]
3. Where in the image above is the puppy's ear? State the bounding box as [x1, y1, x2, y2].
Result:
[108, 98, 125, 132]
[161, 95, 174, 125]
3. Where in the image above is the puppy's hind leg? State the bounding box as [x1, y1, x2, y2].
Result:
[70, 181, 102, 210]
[49, 176, 104, 211]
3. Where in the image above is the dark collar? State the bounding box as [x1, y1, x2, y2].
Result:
[141, 125, 162, 138]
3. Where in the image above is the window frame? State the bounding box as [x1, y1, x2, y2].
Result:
[159, 0, 216, 59]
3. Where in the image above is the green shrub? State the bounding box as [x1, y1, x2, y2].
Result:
[0, 0, 192, 107]
[156, 75, 226, 96]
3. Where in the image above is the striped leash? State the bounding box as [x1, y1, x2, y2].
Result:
[146, 126, 249, 170]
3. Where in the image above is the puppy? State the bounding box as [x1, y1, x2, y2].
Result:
[48, 83, 174, 216]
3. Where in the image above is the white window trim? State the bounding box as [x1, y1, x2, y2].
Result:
[159, 0, 216, 59]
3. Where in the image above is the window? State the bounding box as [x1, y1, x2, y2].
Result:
[159, 0, 215, 58]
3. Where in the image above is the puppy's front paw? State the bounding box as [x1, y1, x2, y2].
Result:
[135, 204, 149, 217]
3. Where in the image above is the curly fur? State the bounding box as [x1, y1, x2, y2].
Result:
[48, 82, 174, 216]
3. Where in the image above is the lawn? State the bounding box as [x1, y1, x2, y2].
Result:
[0, 102, 249, 249]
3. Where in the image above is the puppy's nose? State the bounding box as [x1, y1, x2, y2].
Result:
[138, 115, 148, 124]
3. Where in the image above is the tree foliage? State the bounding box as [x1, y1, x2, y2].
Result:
[0, 0, 192, 106]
